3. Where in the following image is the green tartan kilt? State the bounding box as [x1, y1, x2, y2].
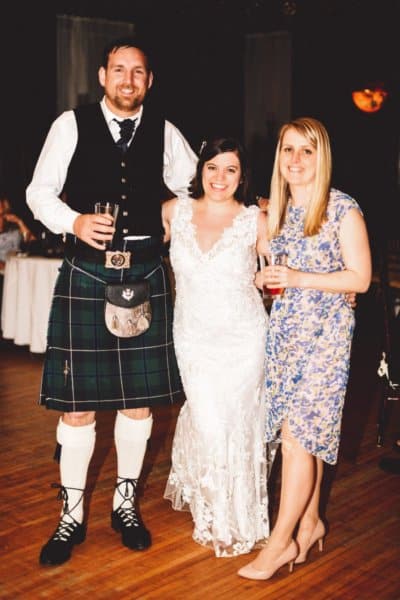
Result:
[40, 256, 182, 411]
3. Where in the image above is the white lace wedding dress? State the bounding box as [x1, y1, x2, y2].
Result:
[164, 197, 270, 557]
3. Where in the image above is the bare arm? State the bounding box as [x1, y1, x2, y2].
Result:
[254, 210, 270, 290]
[161, 197, 178, 244]
[263, 208, 371, 294]
[255, 210, 270, 256]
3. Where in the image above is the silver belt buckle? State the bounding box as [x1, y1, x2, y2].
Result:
[105, 250, 131, 269]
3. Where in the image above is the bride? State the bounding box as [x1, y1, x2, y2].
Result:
[162, 137, 271, 557]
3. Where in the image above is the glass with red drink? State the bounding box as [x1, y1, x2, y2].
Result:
[259, 251, 287, 301]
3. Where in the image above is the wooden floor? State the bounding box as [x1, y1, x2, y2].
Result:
[1, 288, 399, 600]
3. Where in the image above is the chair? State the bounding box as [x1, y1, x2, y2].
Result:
[376, 238, 400, 446]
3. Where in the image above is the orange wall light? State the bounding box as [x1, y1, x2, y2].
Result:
[352, 87, 388, 113]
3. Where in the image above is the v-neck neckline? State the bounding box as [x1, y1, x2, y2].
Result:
[189, 200, 246, 256]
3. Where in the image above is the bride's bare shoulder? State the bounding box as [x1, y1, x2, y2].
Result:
[162, 197, 179, 221]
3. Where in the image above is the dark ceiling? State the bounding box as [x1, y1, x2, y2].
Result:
[54, 0, 396, 33]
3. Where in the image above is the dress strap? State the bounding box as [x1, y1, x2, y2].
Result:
[171, 197, 193, 228]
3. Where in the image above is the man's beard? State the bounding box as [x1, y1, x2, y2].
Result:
[113, 91, 145, 113]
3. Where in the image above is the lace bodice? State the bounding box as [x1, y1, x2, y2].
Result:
[170, 197, 267, 337]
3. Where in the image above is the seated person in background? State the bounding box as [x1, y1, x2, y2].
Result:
[0, 193, 35, 271]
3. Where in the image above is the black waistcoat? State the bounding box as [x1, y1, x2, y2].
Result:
[64, 103, 166, 237]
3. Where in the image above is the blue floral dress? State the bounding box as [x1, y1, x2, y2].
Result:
[265, 189, 361, 464]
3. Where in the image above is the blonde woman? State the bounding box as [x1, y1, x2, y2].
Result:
[238, 117, 371, 580]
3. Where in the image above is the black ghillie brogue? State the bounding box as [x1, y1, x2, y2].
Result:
[111, 478, 151, 551]
[39, 484, 86, 566]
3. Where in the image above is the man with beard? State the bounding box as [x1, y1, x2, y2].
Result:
[26, 36, 197, 566]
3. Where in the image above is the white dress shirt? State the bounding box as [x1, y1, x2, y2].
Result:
[26, 98, 198, 235]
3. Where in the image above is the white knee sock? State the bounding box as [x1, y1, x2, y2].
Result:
[56, 418, 96, 524]
[113, 412, 153, 510]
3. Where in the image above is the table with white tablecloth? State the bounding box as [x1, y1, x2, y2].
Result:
[1, 253, 63, 353]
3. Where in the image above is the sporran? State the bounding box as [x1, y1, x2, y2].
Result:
[104, 281, 152, 338]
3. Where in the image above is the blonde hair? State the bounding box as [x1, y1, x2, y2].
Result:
[267, 117, 332, 238]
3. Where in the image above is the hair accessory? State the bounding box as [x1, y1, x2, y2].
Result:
[199, 140, 207, 154]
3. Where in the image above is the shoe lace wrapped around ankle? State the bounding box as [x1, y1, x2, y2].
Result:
[115, 478, 140, 527]
[49, 483, 84, 540]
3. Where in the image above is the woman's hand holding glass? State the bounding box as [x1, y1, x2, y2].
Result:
[259, 252, 290, 300]
[257, 259, 358, 308]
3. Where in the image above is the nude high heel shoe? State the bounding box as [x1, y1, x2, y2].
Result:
[294, 519, 326, 564]
[237, 540, 298, 581]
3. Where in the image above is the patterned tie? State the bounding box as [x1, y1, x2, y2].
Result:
[114, 118, 137, 153]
